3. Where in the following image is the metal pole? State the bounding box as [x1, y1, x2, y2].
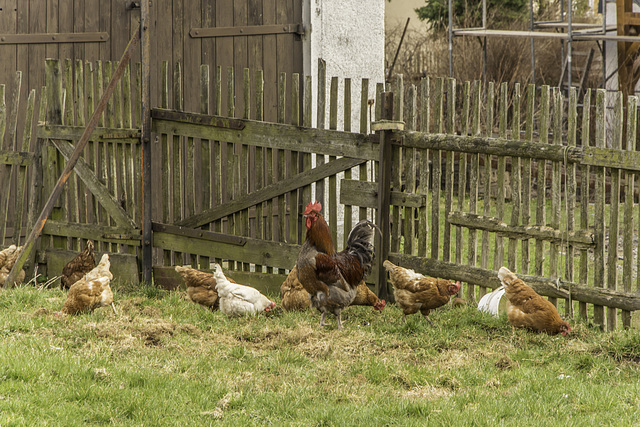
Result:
[530, 0, 535, 84]
[448, 0, 453, 77]
[483, 0, 487, 92]
[3, 27, 141, 288]
[567, 0, 572, 96]
[141, 0, 153, 284]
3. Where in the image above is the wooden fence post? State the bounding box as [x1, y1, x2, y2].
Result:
[374, 91, 396, 301]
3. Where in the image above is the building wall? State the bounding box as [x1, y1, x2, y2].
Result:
[303, 0, 385, 133]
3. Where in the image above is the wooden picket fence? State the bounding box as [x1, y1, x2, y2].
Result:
[3, 57, 640, 331]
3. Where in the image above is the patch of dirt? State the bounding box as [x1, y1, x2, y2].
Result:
[495, 356, 517, 370]
[137, 319, 176, 346]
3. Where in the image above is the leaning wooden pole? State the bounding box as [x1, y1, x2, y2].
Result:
[3, 26, 141, 288]
[140, 0, 153, 283]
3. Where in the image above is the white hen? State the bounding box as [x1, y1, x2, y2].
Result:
[213, 264, 275, 317]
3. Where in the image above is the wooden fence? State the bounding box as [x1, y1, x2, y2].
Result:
[3, 57, 640, 331]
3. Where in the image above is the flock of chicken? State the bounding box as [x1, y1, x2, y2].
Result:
[175, 201, 571, 336]
[0, 201, 571, 336]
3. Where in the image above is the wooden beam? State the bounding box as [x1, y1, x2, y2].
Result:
[340, 179, 426, 209]
[43, 221, 141, 246]
[190, 24, 304, 38]
[0, 32, 109, 44]
[151, 109, 377, 161]
[448, 211, 594, 248]
[0, 150, 33, 166]
[400, 131, 583, 163]
[39, 125, 141, 142]
[177, 156, 365, 228]
[152, 229, 299, 270]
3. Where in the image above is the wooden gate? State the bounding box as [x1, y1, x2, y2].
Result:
[150, 60, 378, 292]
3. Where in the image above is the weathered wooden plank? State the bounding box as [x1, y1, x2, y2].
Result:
[442, 78, 455, 262]
[623, 95, 637, 328]
[160, 61, 171, 266]
[417, 77, 429, 257]
[579, 89, 591, 321]
[494, 82, 507, 269]
[548, 88, 562, 308]
[566, 87, 577, 318]
[0, 32, 110, 44]
[390, 253, 640, 312]
[152, 230, 299, 270]
[430, 77, 444, 260]
[316, 58, 326, 210]
[329, 75, 338, 247]
[152, 111, 377, 160]
[43, 220, 141, 246]
[0, 151, 34, 166]
[593, 89, 606, 330]
[507, 83, 521, 271]
[404, 84, 417, 256]
[521, 84, 534, 274]
[178, 156, 365, 229]
[172, 62, 184, 256]
[606, 91, 623, 331]
[340, 179, 426, 209]
[534, 85, 550, 277]
[466, 79, 481, 301]
[456, 81, 470, 266]
[448, 211, 593, 247]
[38, 125, 141, 142]
[479, 81, 494, 298]
[359, 78, 370, 223]
[14, 89, 36, 246]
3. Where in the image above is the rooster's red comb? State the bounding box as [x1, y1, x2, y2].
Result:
[304, 201, 322, 215]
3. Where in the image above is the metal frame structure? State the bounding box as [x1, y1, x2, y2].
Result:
[447, 0, 640, 94]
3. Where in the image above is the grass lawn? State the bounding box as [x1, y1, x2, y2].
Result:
[0, 281, 639, 426]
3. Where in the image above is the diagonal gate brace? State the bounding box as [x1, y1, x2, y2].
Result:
[3, 25, 141, 288]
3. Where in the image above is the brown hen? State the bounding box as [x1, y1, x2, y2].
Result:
[498, 267, 570, 335]
[61, 240, 96, 289]
[383, 260, 461, 323]
[59, 254, 115, 315]
[0, 245, 25, 286]
[175, 265, 237, 310]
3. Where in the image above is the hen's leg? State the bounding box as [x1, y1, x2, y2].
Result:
[336, 310, 344, 329]
[319, 310, 327, 327]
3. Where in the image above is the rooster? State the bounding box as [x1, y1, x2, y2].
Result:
[212, 264, 275, 317]
[297, 201, 377, 329]
[383, 260, 461, 323]
[61, 240, 96, 289]
[281, 266, 386, 312]
[498, 267, 571, 335]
